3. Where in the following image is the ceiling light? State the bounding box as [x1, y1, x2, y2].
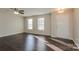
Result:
[56, 8, 65, 13]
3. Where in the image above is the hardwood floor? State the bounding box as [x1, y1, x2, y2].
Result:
[0, 33, 78, 51]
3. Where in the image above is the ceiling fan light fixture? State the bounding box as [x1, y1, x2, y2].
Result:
[10, 8, 24, 15]
[14, 11, 19, 15]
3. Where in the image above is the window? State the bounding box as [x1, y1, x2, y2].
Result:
[28, 19, 33, 29]
[37, 18, 45, 30]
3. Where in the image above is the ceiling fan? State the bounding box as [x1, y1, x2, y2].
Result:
[10, 8, 24, 15]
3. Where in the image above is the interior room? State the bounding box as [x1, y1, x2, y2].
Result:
[0, 8, 79, 51]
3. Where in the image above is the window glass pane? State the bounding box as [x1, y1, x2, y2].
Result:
[37, 18, 44, 30]
[28, 19, 33, 29]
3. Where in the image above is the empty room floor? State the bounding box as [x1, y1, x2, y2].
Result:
[0, 33, 78, 51]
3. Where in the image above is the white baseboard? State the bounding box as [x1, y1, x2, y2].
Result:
[51, 35, 72, 40]
[25, 32, 51, 36]
[73, 38, 79, 48]
[0, 32, 23, 37]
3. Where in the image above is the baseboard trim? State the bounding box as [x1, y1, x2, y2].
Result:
[73, 39, 79, 48]
[50, 36, 72, 40]
[24, 32, 51, 37]
[0, 32, 25, 38]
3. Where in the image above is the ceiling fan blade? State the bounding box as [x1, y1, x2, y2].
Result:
[19, 10, 24, 14]
[10, 8, 19, 11]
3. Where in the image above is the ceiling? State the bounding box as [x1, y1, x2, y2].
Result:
[0, 8, 71, 17]
[0, 8, 53, 17]
[19, 8, 52, 17]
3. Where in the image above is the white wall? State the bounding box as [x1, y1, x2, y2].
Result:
[24, 14, 51, 35]
[0, 9, 24, 37]
[51, 9, 73, 39]
[73, 9, 79, 47]
[24, 10, 74, 39]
